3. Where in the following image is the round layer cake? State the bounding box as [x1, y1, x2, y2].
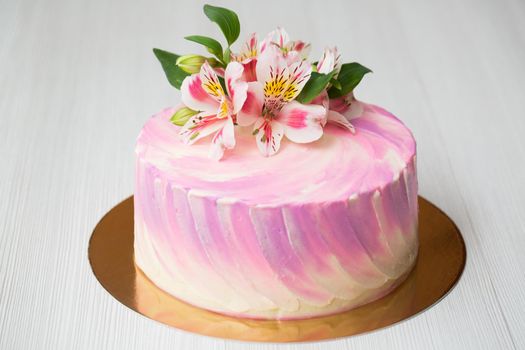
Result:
[134, 102, 418, 320]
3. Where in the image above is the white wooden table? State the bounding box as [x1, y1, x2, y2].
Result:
[1, 0, 524, 348]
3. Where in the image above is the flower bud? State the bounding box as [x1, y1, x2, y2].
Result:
[176, 54, 207, 74]
[170, 106, 198, 126]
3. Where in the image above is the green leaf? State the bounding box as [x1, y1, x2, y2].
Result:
[203, 4, 240, 46]
[328, 62, 372, 98]
[170, 107, 198, 126]
[153, 48, 190, 89]
[296, 71, 336, 104]
[330, 78, 342, 90]
[185, 35, 223, 60]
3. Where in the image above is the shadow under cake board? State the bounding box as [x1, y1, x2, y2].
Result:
[88, 196, 466, 343]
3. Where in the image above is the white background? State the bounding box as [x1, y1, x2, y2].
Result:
[1, 0, 524, 349]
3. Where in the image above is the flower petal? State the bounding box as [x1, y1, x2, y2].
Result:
[179, 113, 225, 145]
[180, 74, 219, 112]
[260, 27, 289, 53]
[236, 32, 258, 62]
[200, 61, 225, 101]
[317, 46, 340, 75]
[253, 119, 284, 157]
[256, 44, 289, 111]
[317, 47, 335, 74]
[224, 62, 248, 114]
[278, 101, 326, 143]
[241, 59, 257, 82]
[256, 44, 288, 87]
[209, 117, 236, 160]
[213, 67, 225, 77]
[282, 59, 312, 102]
[329, 92, 364, 120]
[327, 110, 355, 133]
[237, 82, 264, 126]
[288, 40, 311, 60]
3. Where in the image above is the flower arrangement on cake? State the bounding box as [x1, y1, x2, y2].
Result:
[153, 4, 371, 159]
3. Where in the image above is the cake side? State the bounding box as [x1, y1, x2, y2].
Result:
[134, 103, 418, 319]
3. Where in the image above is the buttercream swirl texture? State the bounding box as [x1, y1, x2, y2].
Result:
[134, 103, 418, 319]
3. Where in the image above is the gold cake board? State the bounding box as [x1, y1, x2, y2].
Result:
[88, 196, 466, 343]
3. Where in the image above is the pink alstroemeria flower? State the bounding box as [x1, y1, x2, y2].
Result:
[237, 45, 326, 156]
[260, 27, 311, 64]
[311, 46, 363, 133]
[232, 33, 258, 82]
[179, 61, 247, 160]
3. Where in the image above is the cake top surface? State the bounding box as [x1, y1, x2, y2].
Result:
[136, 103, 415, 206]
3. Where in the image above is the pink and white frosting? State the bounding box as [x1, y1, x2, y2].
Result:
[134, 102, 418, 319]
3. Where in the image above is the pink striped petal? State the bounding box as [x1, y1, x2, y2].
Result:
[327, 110, 356, 133]
[317, 47, 340, 75]
[277, 101, 326, 143]
[224, 62, 248, 114]
[179, 113, 225, 145]
[256, 44, 288, 88]
[237, 82, 264, 126]
[283, 60, 312, 102]
[214, 67, 225, 77]
[329, 93, 364, 120]
[199, 61, 225, 102]
[237, 33, 258, 62]
[317, 47, 335, 74]
[288, 40, 311, 60]
[253, 119, 284, 157]
[260, 27, 290, 53]
[209, 118, 235, 160]
[180, 74, 219, 112]
[241, 59, 257, 82]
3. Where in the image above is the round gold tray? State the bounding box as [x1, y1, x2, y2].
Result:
[89, 196, 466, 342]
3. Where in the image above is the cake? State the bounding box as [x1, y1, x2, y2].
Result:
[134, 4, 418, 320]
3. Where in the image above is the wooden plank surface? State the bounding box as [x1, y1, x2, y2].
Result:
[1, 0, 524, 348]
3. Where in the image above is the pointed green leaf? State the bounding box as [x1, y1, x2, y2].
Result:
[296, 71, 336, 104]
[203, 4, 240, 46]
[185, 35, 223, 61]
[328, 62, 372, 98]
[330, 78, 342, 90]
[153, 48, 190, 89]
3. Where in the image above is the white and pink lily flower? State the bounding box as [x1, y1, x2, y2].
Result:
[260, 27, 311, 64]
[179, 61, 248, 160]
[310, 46, 362, 133]
[232, 33, 258, 82]
[237, 45, 326, 156]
